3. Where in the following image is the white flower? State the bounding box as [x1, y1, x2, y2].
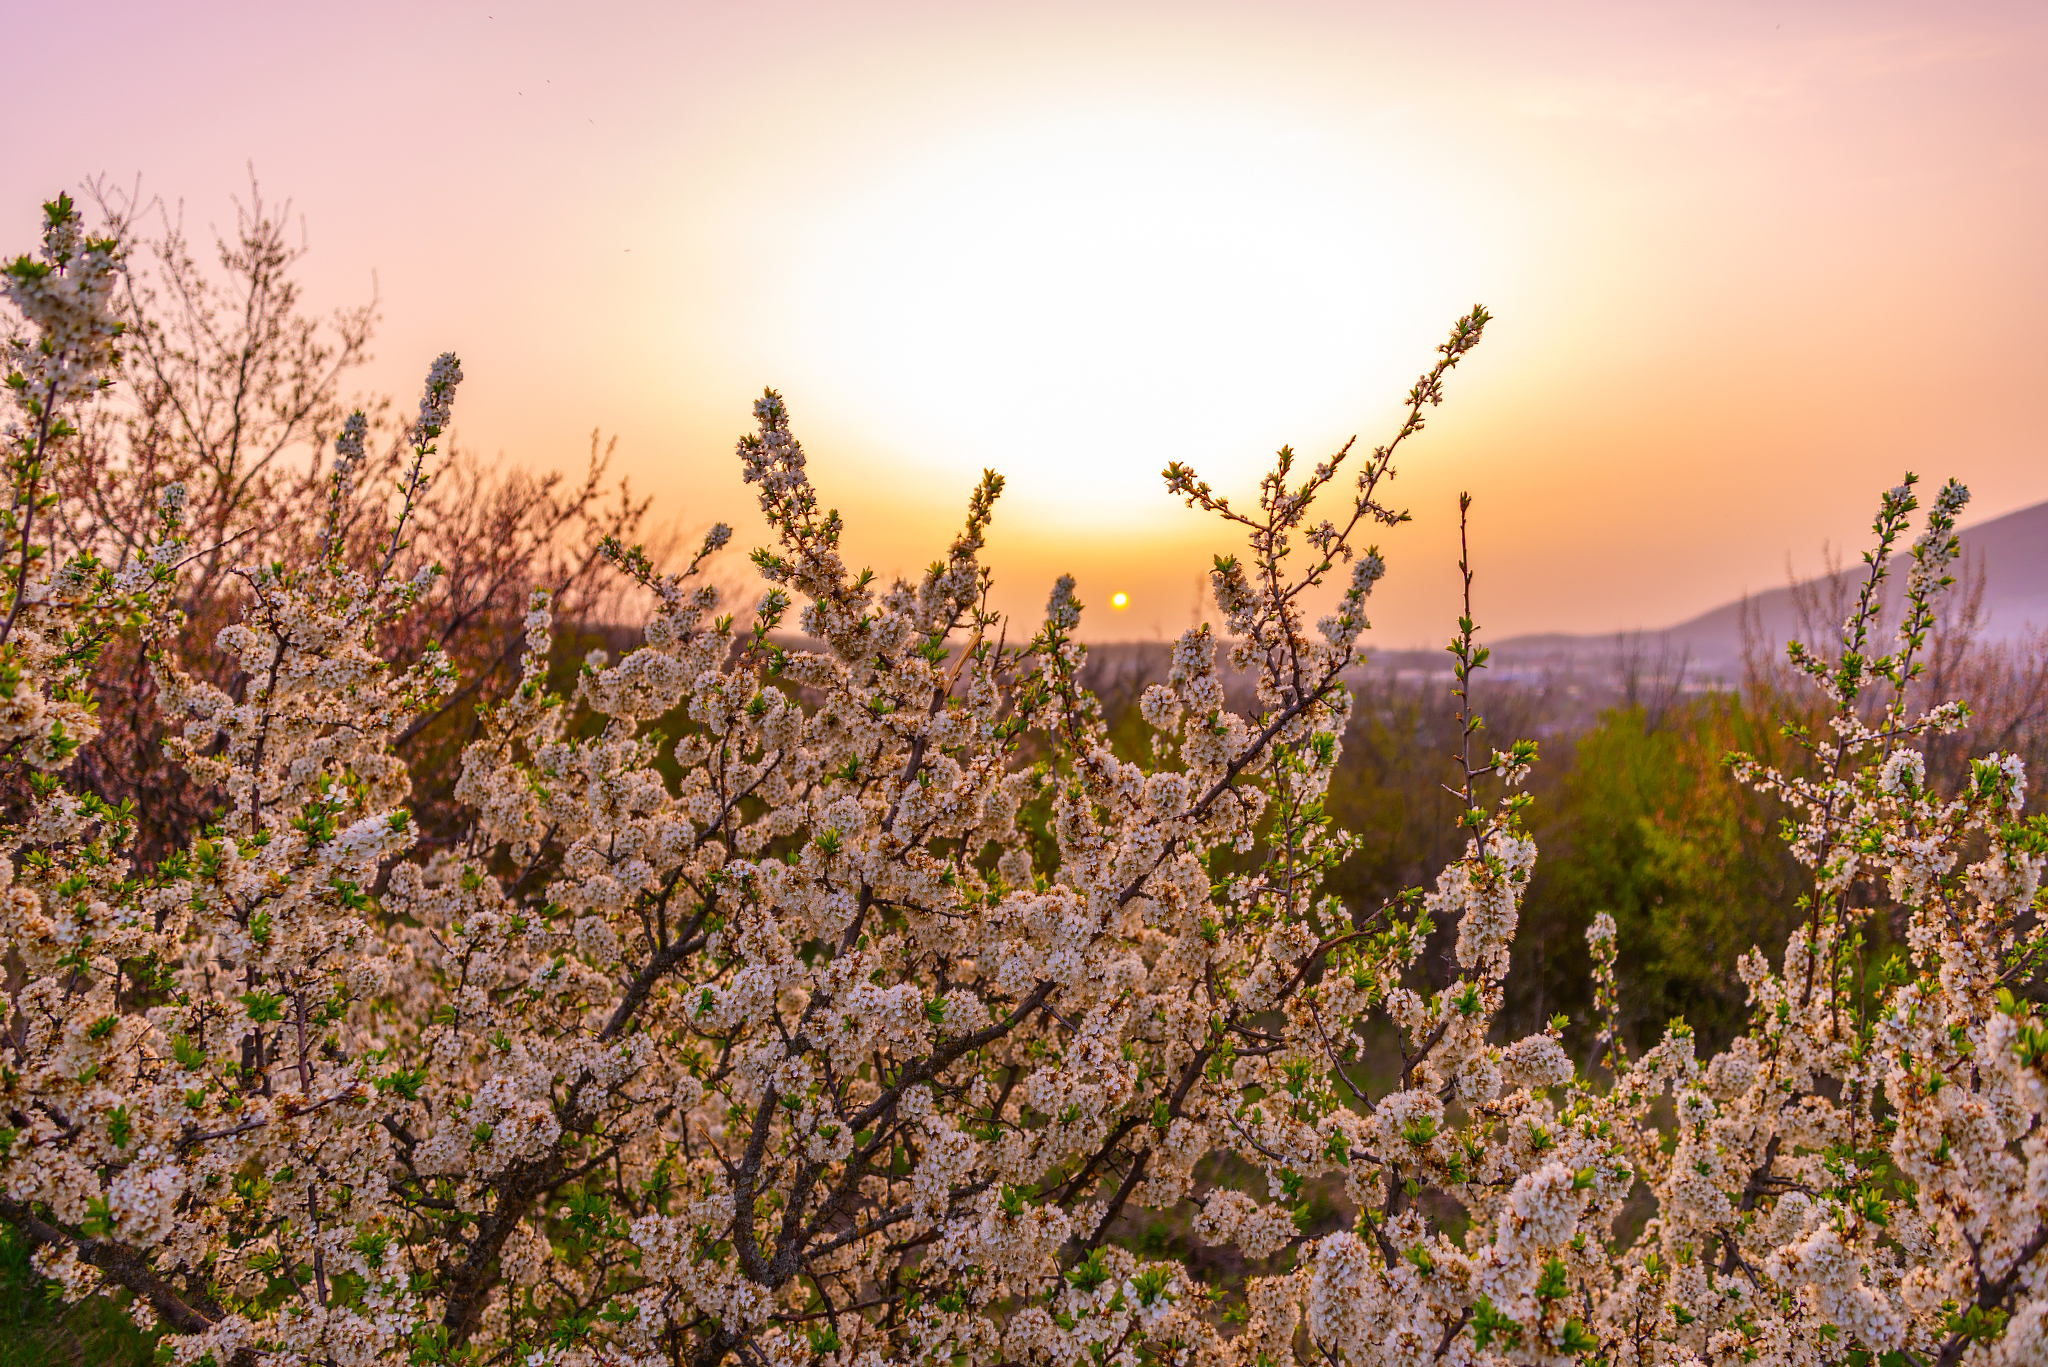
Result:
[1879, 749, 1925, 796]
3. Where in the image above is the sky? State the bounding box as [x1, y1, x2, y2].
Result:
[7, 0, 2046, 645]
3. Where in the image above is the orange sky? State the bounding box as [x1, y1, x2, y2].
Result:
[8, 1, 2046, 645]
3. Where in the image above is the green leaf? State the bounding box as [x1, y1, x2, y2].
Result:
[239, 990, 283, 1023]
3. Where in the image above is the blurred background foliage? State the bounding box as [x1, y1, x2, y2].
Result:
[0, 1222, 154, 1365]
[1088, 609, 2048, 1063]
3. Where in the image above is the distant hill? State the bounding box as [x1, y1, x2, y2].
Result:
[1491, 497, 2048, 682]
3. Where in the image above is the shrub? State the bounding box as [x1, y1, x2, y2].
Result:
[1, 193, 2044, 1367]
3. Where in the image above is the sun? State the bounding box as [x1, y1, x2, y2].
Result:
[769, 105, 1491, 524]
[1111, 591, 1129, 609]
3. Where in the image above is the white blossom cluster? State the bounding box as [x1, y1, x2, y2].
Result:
[0, 199, 2044, 1367]
[0, 197, 171, 773]
[2, 192, 123, 413]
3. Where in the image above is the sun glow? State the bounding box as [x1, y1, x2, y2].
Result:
[1111, 591, 1129, 609]
[767, 103, 1502, 528]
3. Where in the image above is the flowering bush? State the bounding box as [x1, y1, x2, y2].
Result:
[49, 177, 649, 868]
[2, 192, 2045, 1367]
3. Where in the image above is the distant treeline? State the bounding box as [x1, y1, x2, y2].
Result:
[1079, 620, 2048, 1060]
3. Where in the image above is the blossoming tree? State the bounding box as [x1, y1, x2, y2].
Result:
[1, 193, 2044, 1367]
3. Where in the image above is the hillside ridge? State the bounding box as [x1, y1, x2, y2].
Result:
[1490, 495, 2048, 679]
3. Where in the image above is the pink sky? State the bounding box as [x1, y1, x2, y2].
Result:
[9, 1, 2046, 644]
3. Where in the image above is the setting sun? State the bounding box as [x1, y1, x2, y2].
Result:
[769, 105, 1495, 529]
[1111, 591, 1129, 609]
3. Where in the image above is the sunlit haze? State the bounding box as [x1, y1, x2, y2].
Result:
[8, 0, 2045, 643]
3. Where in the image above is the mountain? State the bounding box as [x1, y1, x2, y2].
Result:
[1491, 497, 2048, 682]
